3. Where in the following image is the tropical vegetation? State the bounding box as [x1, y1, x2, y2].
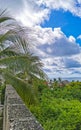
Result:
[30, 81, 81, 130]
[1, 9, 81, 130]
[0, 9, 46, 105]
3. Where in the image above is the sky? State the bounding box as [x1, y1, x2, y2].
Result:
[1, 0, 81, 79]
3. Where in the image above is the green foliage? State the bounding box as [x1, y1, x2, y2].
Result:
[4, 71, 38, 106]
[0, 9, 47, 106]
[0, 84, 5, 104]
[30, 81, 81, 130]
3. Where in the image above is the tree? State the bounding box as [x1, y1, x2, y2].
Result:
[0, 9, 47, 105]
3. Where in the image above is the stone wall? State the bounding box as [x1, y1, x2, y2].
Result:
[3, 85, 44, 130]
[0, 87, 3, 130]
[0, 105, 3, 130]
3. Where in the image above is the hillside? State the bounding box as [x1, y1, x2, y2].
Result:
[30, 81, 81, 130]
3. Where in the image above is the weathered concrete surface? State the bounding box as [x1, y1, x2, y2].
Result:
[3, 85, 44, 130]
[0, 105, 3, 130]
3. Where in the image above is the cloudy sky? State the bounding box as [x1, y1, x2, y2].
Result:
[1, 0, 81, 79]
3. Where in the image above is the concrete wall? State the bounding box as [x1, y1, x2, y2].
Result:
[0, 105, 3, 130]
[3, 85, 44, 130]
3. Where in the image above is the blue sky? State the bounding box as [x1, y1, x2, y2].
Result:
[42, 10, 81, 38]
[1, 0, 81, 79]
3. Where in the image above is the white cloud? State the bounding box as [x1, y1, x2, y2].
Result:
[63, 57, 81, 68]
[15, 0, 81, 27]
[1, 0, 81, 28]
[23, 26, 57, 48]
[77, 0, 81, 4]
[26, 26, 80, 57]
[37, 0, 81, 18]
[77, 35, 81, 39]
[42, 54, 81, 78]
[1, 0, 81, 78]
[23, 26, 81, 78]
[37, 0, 74, 10]
[25, 26, 81, 78]
[69, 36, 76, 43]
[15, 0, 49, 26]
[14, 0, 81, 78]
[1, 0, 81, 27]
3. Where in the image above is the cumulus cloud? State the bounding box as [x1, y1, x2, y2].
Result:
[42, 55, 81, 78]
[15, 0, 49, 26]
[69, 36, 76, 42]
[72, 70, 81, 75]
[1, 0, 81, 27]
[22, 25, 81, 78]
[14, 0, 81, 78]
[15, 0, 81, 27]
[39, 38, 80, 57]
[1, 0, 81, 78]
[77, 35, 81, 39]
[63, 58, 81, 68]
[27, 27, 81, 57]
[37, 0, 81, 18]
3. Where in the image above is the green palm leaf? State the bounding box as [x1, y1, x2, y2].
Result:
[0, 9, 47, 105]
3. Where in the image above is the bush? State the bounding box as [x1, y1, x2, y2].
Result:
[30, 81, 81, 130]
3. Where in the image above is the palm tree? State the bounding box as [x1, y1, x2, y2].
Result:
[0, 10, 47, 105]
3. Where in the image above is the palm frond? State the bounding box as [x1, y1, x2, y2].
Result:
[0, 16, 12, 23]
[0, 31, 13, 44]
[0, 9, 13, 23]
[0, 9, 48, 106]
[0, 47, 19, 57]
[4, 71, 38, 105]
